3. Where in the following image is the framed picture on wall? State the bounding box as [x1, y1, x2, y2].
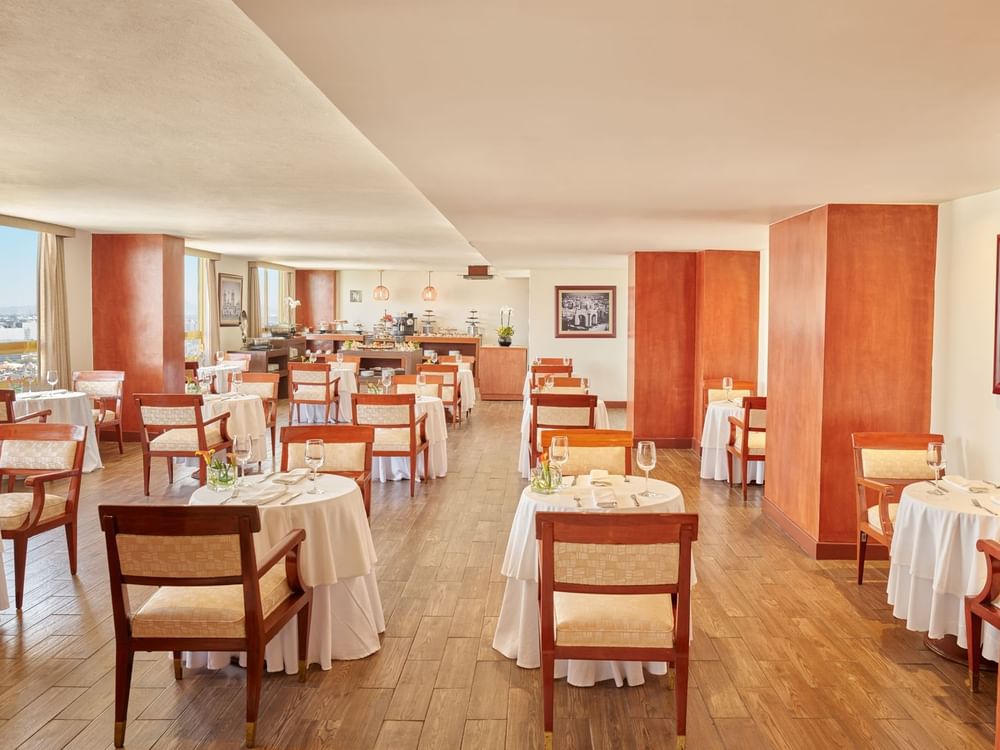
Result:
[350, 289, 362, 303]
[218, 273, 243, 327]
[994, 235, 1000, 394]
[555, 285, 616, 338]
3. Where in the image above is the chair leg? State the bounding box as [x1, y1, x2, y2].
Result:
[289, 401, 294, 426]
[297, 603, 311, 683]
[173, 651, 183, 680]
[13, 536, 27, 609]
[410, 452, 416, 498]
[116, 423, 124, 454]
[857, 531, 868, 585]
[725, 450, 733, 487]
[741, 459, 748, 502]
[65, 521, 78, 575]
[270, 424, 276, 463]
[142, 453, 151, 496]
[675, 656, 689, 750]
[542, 646, 554, 750]
[166, 456, 174, 484]
[968, 605, 983, 693]
[246, 647, 265, 748]
[113, 645, 134, 748]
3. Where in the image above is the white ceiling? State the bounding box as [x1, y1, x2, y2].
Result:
[236, 0, 1000, 268]
[0, 0, 483, 269]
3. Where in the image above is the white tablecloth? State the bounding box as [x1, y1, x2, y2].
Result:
[0, 542, 8, 611]
[373, 396, 448, 481]
[493, 475, 693, 686]
[15, 391, 103, 472]
[203, 394, 267, 463]
[518, 398, 609, 479]
[698, 400, 764, 484]
[186, 473, 383, 671]
[295, 367, 358, 423]
[888, 482, 1000, 660]
[196, 362, 244, 393]
[458, 369, 476, 413]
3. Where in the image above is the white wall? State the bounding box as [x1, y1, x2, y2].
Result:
[63, 230, 93, 372]
[527, 264, 629, 403]
[217, 256, 250, 351]
[931, 187, 1000, 478]
[336, 269, 529, 346]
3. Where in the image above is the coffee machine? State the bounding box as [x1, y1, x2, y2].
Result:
[394, 312, 416, 336]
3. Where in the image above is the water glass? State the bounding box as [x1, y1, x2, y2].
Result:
[636, 440, 657, 496]
[305, 438, 324, 494]
[544, 375, 555, 391]
[549, 435, 570, 474]
[927, 442, 946, 495]
[215, 351, 225, 366]
[381, 369, 394, 391]
[231, 370, 243, 393]
[336, 350, 344, 364]
[722, 376, 734, 400]
[232, 435, 255, 498]
[45, 370, 58, 390]
[455, 353, 463, 364]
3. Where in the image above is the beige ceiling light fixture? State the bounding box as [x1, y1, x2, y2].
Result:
[421, 271, 438, 301]
[373, 270, 390, 301]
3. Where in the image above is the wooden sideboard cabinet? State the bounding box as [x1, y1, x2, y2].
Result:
[479, 346, 527, 400]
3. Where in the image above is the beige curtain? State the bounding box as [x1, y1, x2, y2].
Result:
[201, 258, 221, 357]
[247, 264, 262, 337]
[278, 270, 289, 325]
[37, 233, 71, 388]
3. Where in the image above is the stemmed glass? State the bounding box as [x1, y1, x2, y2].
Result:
[305, 439, 324, 494]
[549, 436, 569, 479]
[232, 435, 255, 499]
[215, 351, 225, 366]
[231, 370, 243, 394]
[45, 370, 58, 391]
[336, 350, 344, 364]
[416, 372, 427, 395]
[581, 377, 589, 391]
[381, 369, 394, 392]
[927, 442, 946, 495]
[562, 357, 570, 367]
[429, 351, 438, 364]
[455, 353, 463, 364]
[637, 440, 657, 497]
[198, 372, 212, 393]
[722, 376, 734, 401]
[544, 375, 555, 391]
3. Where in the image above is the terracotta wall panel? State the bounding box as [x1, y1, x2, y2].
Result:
[295, 270, 337, 328]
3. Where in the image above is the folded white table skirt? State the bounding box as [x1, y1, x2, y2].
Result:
[183, 571, 385, 673]
[373, 441, 448, 481]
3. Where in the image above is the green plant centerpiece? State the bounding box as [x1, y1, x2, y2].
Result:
[497, 306, 515, 346]
[196, 448, 238, 491]
[530, 450, 562, 494]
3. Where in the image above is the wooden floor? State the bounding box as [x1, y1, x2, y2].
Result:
[0, 401, 996, 749]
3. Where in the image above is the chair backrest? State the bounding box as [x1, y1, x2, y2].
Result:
[280, 424, 374, 473]
[233, 372, 279, 401]
[417, 364, 459, 404]
[223, 352, 252, 371]
[353, 393, 418, 449]
[553, 377, 587, 388]
[289, 362, 338, 402]
[439, 355, 474, 370]
[0, 422, 87, 475]
[537, 386, 589, 395]
[531, 364, 573, 386]
[538, 429, 633, 475]
[702, 378, 756, 411]
[852, 432, 941, 484]
[536, 512, 698, 647]
[0, 389, 15, 423]
[535, 357, 573, 367]
[395, 374, 442, 398]
[530, 393, 598, 429]
[317, 354, 361, 374]
[133, 394, 207, 441]
[73, 370, 125, 416]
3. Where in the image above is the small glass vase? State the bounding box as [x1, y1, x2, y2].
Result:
[530, 464, 562, 495]
[207, 463, 237, 491]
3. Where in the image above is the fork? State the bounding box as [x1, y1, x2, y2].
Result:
[573, 496, 582, 508]
[971, 497, 998, 516]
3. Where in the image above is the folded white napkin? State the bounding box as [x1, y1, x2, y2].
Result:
[942, 475, 988, 493]
[234, 487, 287, 505]
[560, 475, 575, 489]
[273, 469, 309, 485]
[589, 469, 609, 481]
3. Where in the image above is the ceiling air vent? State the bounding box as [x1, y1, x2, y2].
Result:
[462, 265, 494, 280]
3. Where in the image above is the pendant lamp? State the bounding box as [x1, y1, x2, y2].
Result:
[421, 271, 438, 301]
[373, 270, 390, 301]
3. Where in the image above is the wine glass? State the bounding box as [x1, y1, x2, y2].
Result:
[416, 372, 427, 395]
[430, 350, 439, 364]
[455, 352, 463, 364]
[637, 441, 657, 497]
[722, 376, 734, 401]
[581, 377, 589, 391]
[562, 357, 570, 367]
[544, 375, 555, 391]
[198, 372, 212, 393]
[215, 351, 225, 366]
[549, 435, 570, 477]
[45, 369, 58, 391]
[336, 350, 344, 364]
[231, 370, 243, 394]
[927, 442, 946, 495]
[305, 438, 324, 494]
[381, 369, 394, 392]
[232, 435, 255, 498]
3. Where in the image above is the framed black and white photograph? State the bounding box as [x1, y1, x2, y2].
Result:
[350, 289, 362, 303]
[218, 273, 243, 327]
[555, 285, 616, 338]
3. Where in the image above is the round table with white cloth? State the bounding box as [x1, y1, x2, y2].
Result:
[373, 395, 448, 481]
[518, 398, 609, 479]
[196, 362, 244, 393]
[202, 393, 267, 463]
[698, 400, 764, 484]
[295, 367, 358, 424]
[493, 475, 693, 686]
[15, 391, 103, 472]
[887, 481, 1000, 660]
[186, 473, 384, 672]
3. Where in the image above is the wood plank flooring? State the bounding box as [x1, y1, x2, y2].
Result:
[0, 401, 996, 748]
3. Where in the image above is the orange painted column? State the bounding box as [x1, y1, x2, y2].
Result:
[295, 270, 337, 328]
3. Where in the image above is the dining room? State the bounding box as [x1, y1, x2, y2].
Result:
[3, 1, 1000, 749]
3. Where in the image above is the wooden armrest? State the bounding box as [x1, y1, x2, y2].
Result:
[14, 409, 52, 424]
[355, 470, 371, 487]
[257, 528, 306, 581]
[857, 477, 893, 495]
[25, 469, 81, 486]
[727, 415, 745, 429]
[202, 413, 229, 427]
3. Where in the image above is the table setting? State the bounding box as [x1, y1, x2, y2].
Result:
[196, 361, 245, 393]
[493, 471, 693, 686]
[202, 392, 268, 462]
[185, 470, 383, 672]
[373, 394, 449, 481]
[699, 398, 764, 483]
[15, 389, 103, 472]
[517, 395, 609, 479]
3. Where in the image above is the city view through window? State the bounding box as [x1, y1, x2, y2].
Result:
[0, 226, 39, 389]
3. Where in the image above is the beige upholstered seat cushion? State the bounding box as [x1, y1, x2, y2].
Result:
[75, 379, 121, 397]
[373, 427, 411, 452]
[0, 402, 7, 421]
[149, 426, 224, 452]
[554, 592, 674, 648]
[131, 565, 294, 638]
[92, 408, 118, 424]
[0, 493, 67, 529]
[866, 502, 899, 534]
[733, 430, 766, 454]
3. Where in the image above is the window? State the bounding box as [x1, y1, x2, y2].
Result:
[0, 226, 39, 389]
[258, 267, 284, 328]
[184, 254, 203, 360]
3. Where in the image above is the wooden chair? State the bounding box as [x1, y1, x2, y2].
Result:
[439, 354, 474, 371]
[531, 364, 573, 388]
[417, 364, 463, 426]
[231, 372, 280, 461]
[316, 353, 361, 374]
[0, 422, 86, 609]
[726, 396, 766, 502]
[966, 538, 1000, 738]
[73, 370, 125, 454]
[224, 352, 253, 371]
[538, 429, 633, 476]
[0, 388, 51, 424]
[134, 393, 232, 496]
[281, 424, 374, 517]
[851, 431, 941, 585]
[529, 393, 597, 467]
[288, 362, 340, 425]
[395, 374, 443, 399]
[353, 393, 429, 498]
[97, 504, 312, 748]
[536, 511, 698, 750]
